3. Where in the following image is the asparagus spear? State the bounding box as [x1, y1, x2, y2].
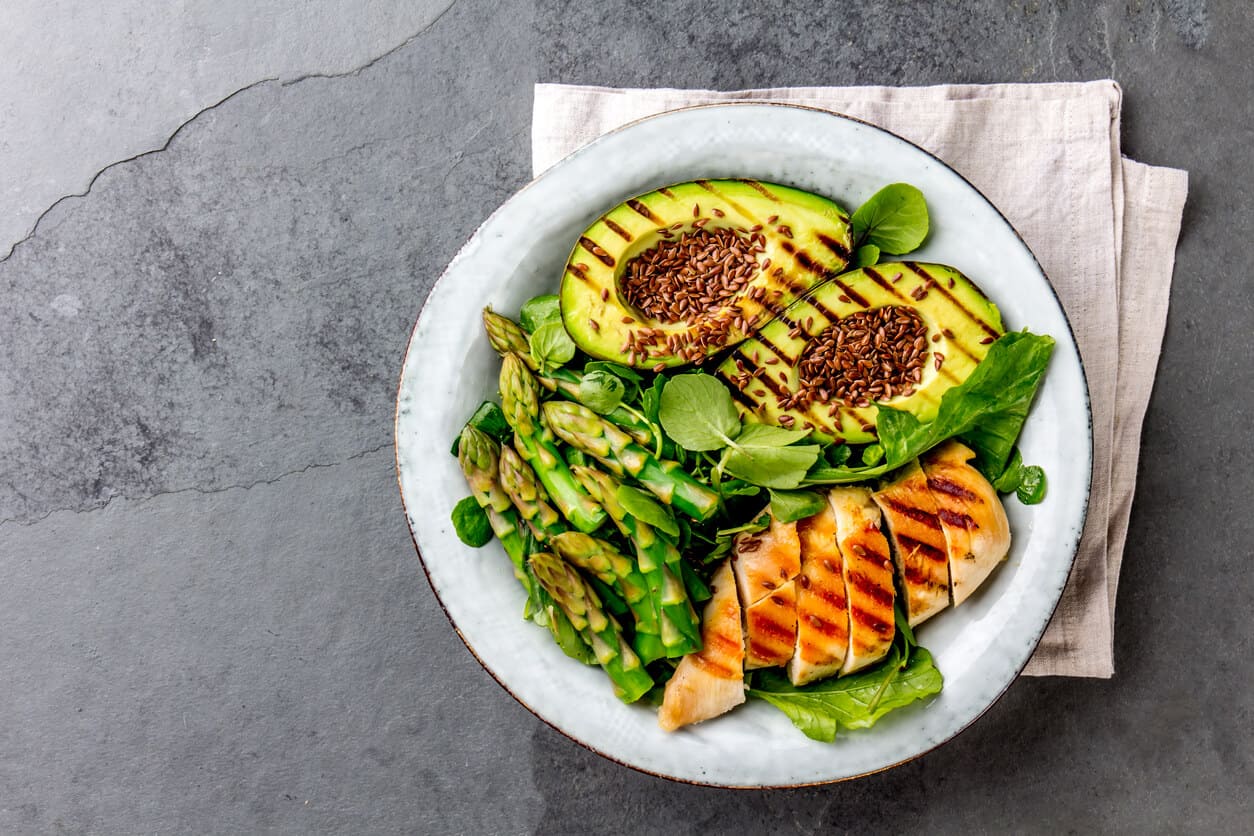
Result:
[572, 466, 702, 657]
[529, 551, 654, 703]
[550, 530, 665, 665]
[457, 427, 533, 587]
[499, 352, 607, 533]
[542, 400, 720, 521]
[484, 308, 656, 445]
[457, 428, 593, 663]
[498, 442, 565, 540]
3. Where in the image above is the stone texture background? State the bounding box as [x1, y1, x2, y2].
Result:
[1, 1, 1248, 833]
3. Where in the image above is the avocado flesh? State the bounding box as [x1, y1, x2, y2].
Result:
[716, 262, 1004, 444]
[560, 180, 852, 368]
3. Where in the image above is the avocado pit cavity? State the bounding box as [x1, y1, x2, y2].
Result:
[619, 224, 765, 324]
[793, 306, 929, 409]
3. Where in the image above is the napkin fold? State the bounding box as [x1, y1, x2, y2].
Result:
[532, 81, 1187, 677]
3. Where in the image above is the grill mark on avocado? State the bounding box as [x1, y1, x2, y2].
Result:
[862, 267, 912, 302]
[657, 187, 676, 199]
[778, 240, 832, 280]
[737, 179, 781, 201]
[816, 232, 851, 261]
[566, 264, 590, 283]
[902, 263, 1001, 338]
[830, 277, 871, 308]
[601, 217, 633, 241]
[578, 236, 615, 267]
[694, 180, 758, 222]
[625, 199, 662, 224]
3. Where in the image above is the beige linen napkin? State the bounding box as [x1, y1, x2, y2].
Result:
[532, 82, 1187, 678]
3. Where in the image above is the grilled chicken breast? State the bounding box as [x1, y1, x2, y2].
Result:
[872, 459, 951, 627]
[732, 512, 801, 608]
[920, 440, 1011, 607]
[828, 487, 896, 675]
[788, 505, 850, 686]
[658, 559, 745, 731]
[744, 580, 797, 669]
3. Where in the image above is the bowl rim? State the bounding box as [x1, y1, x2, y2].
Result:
[393, 100, 1093, 788]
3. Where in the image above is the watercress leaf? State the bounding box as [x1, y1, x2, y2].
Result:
[616, 484, 680, 537]
[850, 183, 930, 255]
[529, 320, 576, 373]
[451, 497, 493, 547]
[732, 422, 812, 448]
[1016, 465, 1047, 504]
[584, 360, 643, 385]
[659, 374, 741, 451]
[725, 444, 822, 489]
[855, 243, 881, 267]
[519, 294, 562, 332]
[718, 479, 762, 499]
[749, 647, 943, 741]
[642, 375, 667, 425]
[991, 448, 1024, 493]
[577, 370, 626, 414]
[716, 511, 772, 539]
[769, 489, 829, 523]
[861, 444, 885, 466]
[823, 444, 852, 467]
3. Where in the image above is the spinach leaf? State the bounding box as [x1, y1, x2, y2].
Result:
[578, 370, 626, 414]
[529, 320, 576, 373]
[749, 647, 943, 743]
[659, 374, 741, 451]
[850, 183, 929, 255]
[1016, 465, 1047, 504]
[451, 497, 493, 547]
[804, 331, 1055, 484]
[616, 484, 680, 537]
[991, 448, 1024, 493]
[855, 243, 881, 267]
[861, 443, 885, 466]
[519, 294, 562, 332]
[769, 489, 829, 523]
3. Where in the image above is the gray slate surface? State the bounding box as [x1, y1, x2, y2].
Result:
[2, 1, 1249, 833]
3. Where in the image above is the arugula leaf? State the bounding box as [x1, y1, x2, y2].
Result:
[1016, 465, 1047, 504]
[850, 183, 929, 255]
[451, 497, 493, 547]
[578, 370, 626, 414]
[804, 331, 1055, 484]
[723, 424, 821, 489]
[529, 321, 576, 373]
[659, 374, 741, 451]
[519, 294, 562, 332]
[749, 647, 943, 742]
[769, 489, 828, 523]
[450, 400, 512, 456]
[855, 243, 881, 267]
[616, 484, 680, 537]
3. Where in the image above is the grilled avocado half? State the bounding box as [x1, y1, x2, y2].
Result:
[560, 180, 853, 369]
[716, 262, 1004, 444]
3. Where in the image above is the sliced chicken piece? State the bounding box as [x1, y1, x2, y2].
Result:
[658, 559, 745, 731]
[732, 511, 801, 608]
[788, 505, 850, 686]
[744, 579, 797, 670]
[872, 459, 951, 627]
[920, 440, 1012, 607]
[828, 487, 896, 675]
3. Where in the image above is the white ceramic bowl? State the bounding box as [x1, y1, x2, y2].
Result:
[395, 103, 1091, 787]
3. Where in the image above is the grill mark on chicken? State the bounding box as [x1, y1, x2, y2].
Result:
[937, 508, 977, 529]
[927, 475, 979, 501]
[880, 497, 942, 529]
[896, 533, 947, 563]
[846, 568, 895, 608]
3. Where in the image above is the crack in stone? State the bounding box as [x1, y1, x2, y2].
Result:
[0, 0, 461, 265]
[0, 443, 394, 530]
